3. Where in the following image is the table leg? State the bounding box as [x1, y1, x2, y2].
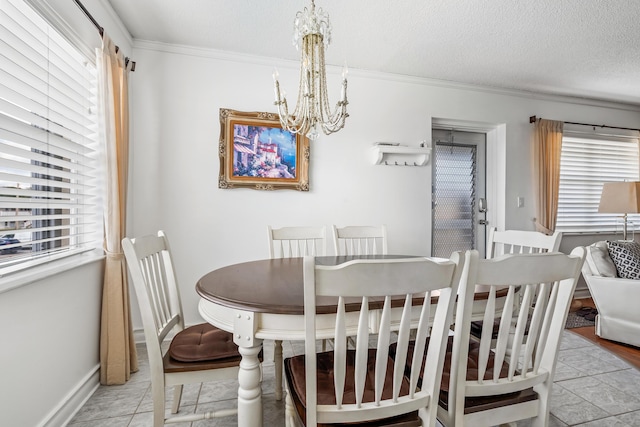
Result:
[237, 342, 263, 427]
[274, 340, 283, 401]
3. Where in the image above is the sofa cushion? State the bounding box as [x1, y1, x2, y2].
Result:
[607, 240, 640, 279]
[585, 241, 617, 277]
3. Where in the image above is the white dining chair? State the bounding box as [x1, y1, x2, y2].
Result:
[472, 227, 563, 342]
[268, 225, 327, 258]
[332, 224, 388, 255]
[267, 225, 327, 401]
[486, 227, 562, 258]
[122, 231, 246, 426]
[434, 248, 585, 426]
[284, 252, 466, 427]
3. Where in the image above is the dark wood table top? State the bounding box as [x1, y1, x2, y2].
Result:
[196, 255, 424, 315]
[197, 255, 506, 316]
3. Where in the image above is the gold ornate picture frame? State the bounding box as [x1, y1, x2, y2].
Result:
[218, 109, 310, 191]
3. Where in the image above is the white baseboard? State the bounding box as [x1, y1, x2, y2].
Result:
[133, 327, 146, 344]
[133, 325, 186, 345]
[36, 325, 174, 427]
[38, 365, 100, 427]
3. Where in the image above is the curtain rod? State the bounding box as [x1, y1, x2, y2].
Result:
[73, 0, 136, 71]
[529, 115, 639, 132]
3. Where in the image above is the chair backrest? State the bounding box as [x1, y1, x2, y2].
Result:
[332, 225, 388, 255]
[441, 248, 586, 425]
[487, 227, 562, 259]
[122, 231, 184, 374]
[303, 253, 465, 426]
[267, 225, 326, 258]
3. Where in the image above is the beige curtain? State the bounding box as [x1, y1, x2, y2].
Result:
[97, 34, 138, 385]
[533, 119, 564, 234]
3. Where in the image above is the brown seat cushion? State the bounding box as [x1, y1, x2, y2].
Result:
[470, 320, 499, 340]
[470, 314, 531, 341]
[168, 323, 240, 362]
[284, 349, 421, 427]
[390, 337, 538, 415]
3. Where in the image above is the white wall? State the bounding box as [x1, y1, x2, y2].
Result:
[0, 259, 104, 427]
[0, 1, 131, 426]
[128, 43, 640, 327]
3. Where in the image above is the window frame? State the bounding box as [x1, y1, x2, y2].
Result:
[0, 0, 104, 281]
[556, 125, 640, 235]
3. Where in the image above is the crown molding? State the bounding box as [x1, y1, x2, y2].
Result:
[96, 0, 134, 47]
[134, 39, 640, 113]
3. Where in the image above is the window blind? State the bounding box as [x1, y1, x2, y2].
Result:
[0, 0, 102, 272]
[556, 132, 640, 233]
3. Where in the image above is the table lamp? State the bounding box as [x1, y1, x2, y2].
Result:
[598, 181, 640, 241]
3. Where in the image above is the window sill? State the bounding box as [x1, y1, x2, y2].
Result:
[0, 249, 105, 294]
[556, 231, 627, 237]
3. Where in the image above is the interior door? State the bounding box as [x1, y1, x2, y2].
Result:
[431, 129, 487, 258]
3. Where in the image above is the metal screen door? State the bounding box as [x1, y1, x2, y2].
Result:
[431, 129, 486, 258]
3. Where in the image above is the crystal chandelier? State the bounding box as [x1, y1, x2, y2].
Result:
[272, 0, 348, 140]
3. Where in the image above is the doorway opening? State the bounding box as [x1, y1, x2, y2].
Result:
[431, 129, 487, 258]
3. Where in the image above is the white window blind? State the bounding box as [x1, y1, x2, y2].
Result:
[0, 0, 102, 273]
[556, 132, 640, 233]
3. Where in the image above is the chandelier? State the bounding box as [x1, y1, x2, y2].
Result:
[272, 0, 348, 140]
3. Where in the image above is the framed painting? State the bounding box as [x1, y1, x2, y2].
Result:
[218, 109, 310, 191]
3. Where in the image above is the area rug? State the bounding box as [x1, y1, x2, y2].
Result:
[565, 308, 597, 329]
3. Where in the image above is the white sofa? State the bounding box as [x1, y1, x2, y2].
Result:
[581, 241, 640, 347]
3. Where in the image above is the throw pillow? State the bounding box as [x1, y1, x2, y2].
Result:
[585, 241, 617, 277]
[607, 240, 640, 279]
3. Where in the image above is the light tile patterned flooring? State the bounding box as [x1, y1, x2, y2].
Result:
[69, 331, 640, 426]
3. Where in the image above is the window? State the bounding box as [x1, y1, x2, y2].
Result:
[0, 0, 102, 274]
[556, 129, 640, 233]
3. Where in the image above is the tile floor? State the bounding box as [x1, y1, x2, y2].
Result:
[69, 331, 640, 426]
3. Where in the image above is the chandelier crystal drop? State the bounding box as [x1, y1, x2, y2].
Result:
[272, 0, 348, 140]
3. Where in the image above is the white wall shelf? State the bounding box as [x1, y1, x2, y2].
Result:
[371, 144, 431, 166]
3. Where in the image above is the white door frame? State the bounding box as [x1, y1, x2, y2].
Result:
[430, 117, 507, 252]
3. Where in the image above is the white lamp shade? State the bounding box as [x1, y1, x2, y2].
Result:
[598, 181, 640, 214]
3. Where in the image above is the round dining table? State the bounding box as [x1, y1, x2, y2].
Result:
[196, 255, 427, 427]
[196, 255, 503, 427]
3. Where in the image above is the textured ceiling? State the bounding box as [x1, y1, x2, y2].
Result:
[106, 0, 640, 106]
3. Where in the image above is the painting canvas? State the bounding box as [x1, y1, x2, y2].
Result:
[218, 109, 309, 191]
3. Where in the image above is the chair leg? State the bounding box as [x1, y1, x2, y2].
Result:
[418, 406, 437, 427]
[171, 384, 183, 414]
[531, 380, 552, 427]
[151, 382, 166, 427]
[285, 388, 300, 427]
[275, 340, 283, 401]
